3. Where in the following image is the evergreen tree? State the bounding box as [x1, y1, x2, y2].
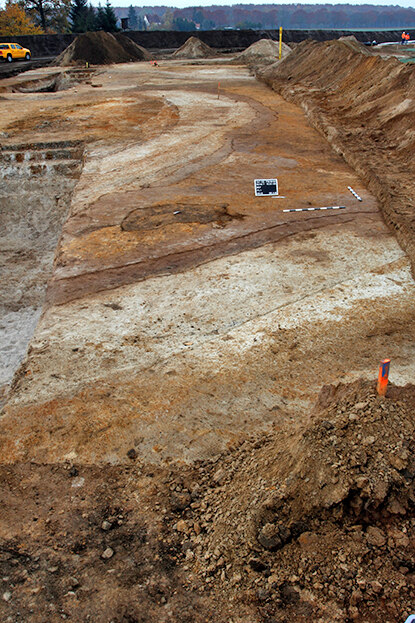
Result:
[69, 0, 88, 32]
[103, 0, 118, 31]
[127, 4, 137, 29]
[172, 16, 196, 31]
[85, 3, 97, 30]
[95, 2, 105, 29]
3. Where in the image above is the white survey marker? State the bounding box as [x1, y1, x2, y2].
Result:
[348, 186, 362, 201]
[283, 206, 346, 213]
[254, 179, 279, 196]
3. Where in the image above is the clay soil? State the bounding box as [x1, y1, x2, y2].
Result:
[1, 53, 415, 622]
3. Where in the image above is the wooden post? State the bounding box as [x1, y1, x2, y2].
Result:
[279, 27, 283, 60]
[377, 358, 390, 396]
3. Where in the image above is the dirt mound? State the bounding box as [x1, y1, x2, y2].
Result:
[338, 34, 372, 55]
[169, 379, 415, 621]
[55, 31, 135, 66]
[114, 33, 153, 61]
[172, 36, 216, 59]
[257, 39, 415, 277]
[3, 381, 415, 621]
[235, 38, 291, 62]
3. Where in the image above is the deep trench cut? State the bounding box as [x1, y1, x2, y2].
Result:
[6, 69, 95, 94]
[0, 140, 84, 403]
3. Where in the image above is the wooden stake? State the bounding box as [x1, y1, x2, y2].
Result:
[218, 82, 220, 99]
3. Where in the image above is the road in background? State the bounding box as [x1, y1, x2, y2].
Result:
[0, 57, 55, 79]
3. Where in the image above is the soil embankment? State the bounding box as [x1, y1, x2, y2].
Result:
[257, 38, 415, 276]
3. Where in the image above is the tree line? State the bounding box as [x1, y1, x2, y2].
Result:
[2, 1, 415, 36]
[0, 0, 119, 36]
[119, 4, 415, 30]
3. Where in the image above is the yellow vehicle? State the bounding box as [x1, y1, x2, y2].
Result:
[0, 43, 31, 63]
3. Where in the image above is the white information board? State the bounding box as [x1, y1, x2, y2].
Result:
[254, 179, 279, 196]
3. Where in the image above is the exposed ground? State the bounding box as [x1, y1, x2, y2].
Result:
[0, 49, 414, 622]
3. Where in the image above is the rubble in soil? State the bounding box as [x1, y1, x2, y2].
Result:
[172, 37, 217, 59]
[2, 380, 415, 621]
[167, 379, 415, 622]
[55, 31, 151, 66]
[256, 38, 415, 277]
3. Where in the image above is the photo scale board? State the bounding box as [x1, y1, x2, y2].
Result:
[254, 179, 279, 197]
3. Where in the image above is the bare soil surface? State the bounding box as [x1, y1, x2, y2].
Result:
[257, 38, 415, 276]
[0, 57, 414, 621]
[2, 381, 415, 622]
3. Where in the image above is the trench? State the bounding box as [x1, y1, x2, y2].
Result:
[1, 62, 415, 466]
[1, 68, 95, 94]
[0, 140, 84, 403]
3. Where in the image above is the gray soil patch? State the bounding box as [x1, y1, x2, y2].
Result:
[0, 140, 84, 397]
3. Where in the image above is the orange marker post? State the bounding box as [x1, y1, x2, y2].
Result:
[377, 358, 390, 396]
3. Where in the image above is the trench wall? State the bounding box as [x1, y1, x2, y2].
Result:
[0, 140, 84, 401]
[256, 39, 415, 277]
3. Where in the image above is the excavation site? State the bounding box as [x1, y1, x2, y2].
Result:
[1, 33, 415, 622]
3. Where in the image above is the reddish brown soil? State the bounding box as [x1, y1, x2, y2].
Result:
[2, 381, 415, 622]
[44, 84, 379, 307]
[1, 59, 415, 623]
[257, 39, 415, 276]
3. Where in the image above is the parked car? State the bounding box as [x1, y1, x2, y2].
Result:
[0, 43, 31, 63]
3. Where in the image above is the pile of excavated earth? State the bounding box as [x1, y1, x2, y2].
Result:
[1, 381, 415, 621]
[172, 36, 217, 59]
[234, 38, 292, 63]
[169, 379, 415, 622]
[55, 31, 152, 66]
[1, 33, 415, 623]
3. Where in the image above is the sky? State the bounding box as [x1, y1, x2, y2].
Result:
[110, 0, 415, 7]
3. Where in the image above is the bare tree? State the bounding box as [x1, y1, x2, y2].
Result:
[24, 0, 70, 32]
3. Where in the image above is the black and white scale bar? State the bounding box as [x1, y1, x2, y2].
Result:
[348, 186, 362, 201]
[283, 206, 346, 213]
